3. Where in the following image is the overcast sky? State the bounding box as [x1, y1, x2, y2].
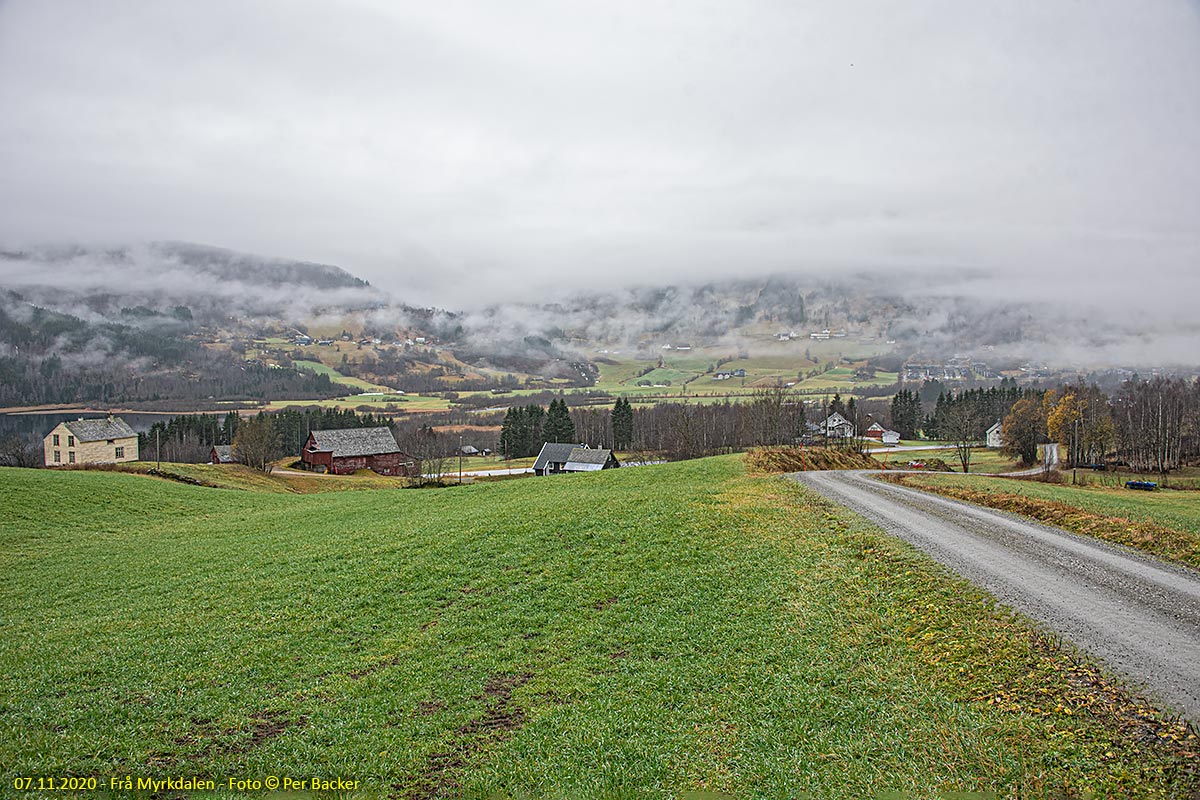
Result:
[1, 1, 1198, 309]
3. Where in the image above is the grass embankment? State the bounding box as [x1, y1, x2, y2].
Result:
[2, 462, 1198, 798]
[80, 461, 411, 494]
[881, 473, 1200, 570]
[746, 446, 884, 472]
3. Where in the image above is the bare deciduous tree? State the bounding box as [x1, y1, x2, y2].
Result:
[942, 402, 980, 474]
[233, 415, 281, 473]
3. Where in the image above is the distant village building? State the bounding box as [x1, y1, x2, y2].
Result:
[986, 421, 1003, 449]
[44, 416, 139, 467]
[300, 427, 419, 476]
[533, 443, 620, 476]
[210, 445, 235, 464]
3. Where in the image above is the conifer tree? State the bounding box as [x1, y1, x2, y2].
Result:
[544, 398, 576, 443]
[612, 397, 634, 449]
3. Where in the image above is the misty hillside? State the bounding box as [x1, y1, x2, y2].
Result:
[1, 242, 1195, 408]
[0, 242, 384, 324]
[464, 272, 1045, 356]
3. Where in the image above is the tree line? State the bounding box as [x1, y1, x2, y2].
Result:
[1000, 376, 1200, 473]
[136, 407, 398, 467]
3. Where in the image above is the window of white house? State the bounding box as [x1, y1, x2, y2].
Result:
[68, 452, 75, 463]
[67, 435, 75, 447]
[53, 434, 60, 446]
[115, 446, 125, 458]
[54, 450, 61, 462]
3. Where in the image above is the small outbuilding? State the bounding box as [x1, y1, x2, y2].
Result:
[301, 427, 419, 476]
[986, 421, 1003, 449]
[44, 416, 138, 467]
[864, 422, 901, 446]
[210, 445, 236, 464]
[563, 447, 619, 472]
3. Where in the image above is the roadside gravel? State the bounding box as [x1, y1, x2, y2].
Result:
[792, 469, 1200, 722]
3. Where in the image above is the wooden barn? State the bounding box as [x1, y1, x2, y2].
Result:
[301, 427, 420, 476]
[210, 445, 235, 464]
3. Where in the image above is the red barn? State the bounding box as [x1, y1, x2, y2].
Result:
[301, 427, 420, 476]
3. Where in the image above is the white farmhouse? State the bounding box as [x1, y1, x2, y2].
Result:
[821, 412, 856, 439]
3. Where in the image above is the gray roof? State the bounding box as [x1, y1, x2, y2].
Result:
[566, 447, 613, 465]
[308, 427, 400, 457]
[62, 417, 136, 442]
[212, 445, 235, 463]
[533, 442, 577, 471]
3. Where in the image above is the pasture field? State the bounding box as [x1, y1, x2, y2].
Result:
[870, 447, 1023, 474]
[2, 460, 1197, 797]
[884, 473, 1200, 569]
[262, 394, 452, 413]
[1066, 465, 1200, 491]
[588, 353, 897, 401]
[292, 360, 396, 393]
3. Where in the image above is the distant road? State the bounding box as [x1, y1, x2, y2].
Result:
[792, 468, 1200, 722]
[866, 444, 958, 454]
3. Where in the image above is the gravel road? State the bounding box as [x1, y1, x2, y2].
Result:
[792, 470, 1200, 722]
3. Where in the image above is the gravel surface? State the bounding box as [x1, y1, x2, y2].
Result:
[792, 469, 1200, 722]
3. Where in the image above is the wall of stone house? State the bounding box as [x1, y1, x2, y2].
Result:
[44, 426, 139, 466]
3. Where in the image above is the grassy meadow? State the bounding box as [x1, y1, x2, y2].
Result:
[2, 459, 1198, 798]
[292, 360, 396, 394]
[884, 473, 1200, 570]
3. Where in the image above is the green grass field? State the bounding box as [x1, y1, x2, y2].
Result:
[888, 473, 1200, 569]
[88, 461, 414, 494]
[263, 394, 452, 413]
[2, 461, 1197, 797]
[871, 447, 1025, 475]
[589, 353, 898, 403]
[292, 360, 396, 393]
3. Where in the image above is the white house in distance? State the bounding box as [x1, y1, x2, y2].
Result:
[44, 416, 139, 467]
[986, 421, 1003, 449]
[821, 412, 856, 439]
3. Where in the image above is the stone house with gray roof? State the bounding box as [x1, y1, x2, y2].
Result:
[44, 416, 139, 467]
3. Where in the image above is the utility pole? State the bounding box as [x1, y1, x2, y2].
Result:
[156, 429, 160, 470]
[1073, 416, 1079, 485]
[458, 433, 463, 485]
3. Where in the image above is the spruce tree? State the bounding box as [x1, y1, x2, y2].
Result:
[499, 407, 518, 458]
[544, 398, 576, 443]
[612, 397, 634, 449]
[829, 393, 846, 418]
